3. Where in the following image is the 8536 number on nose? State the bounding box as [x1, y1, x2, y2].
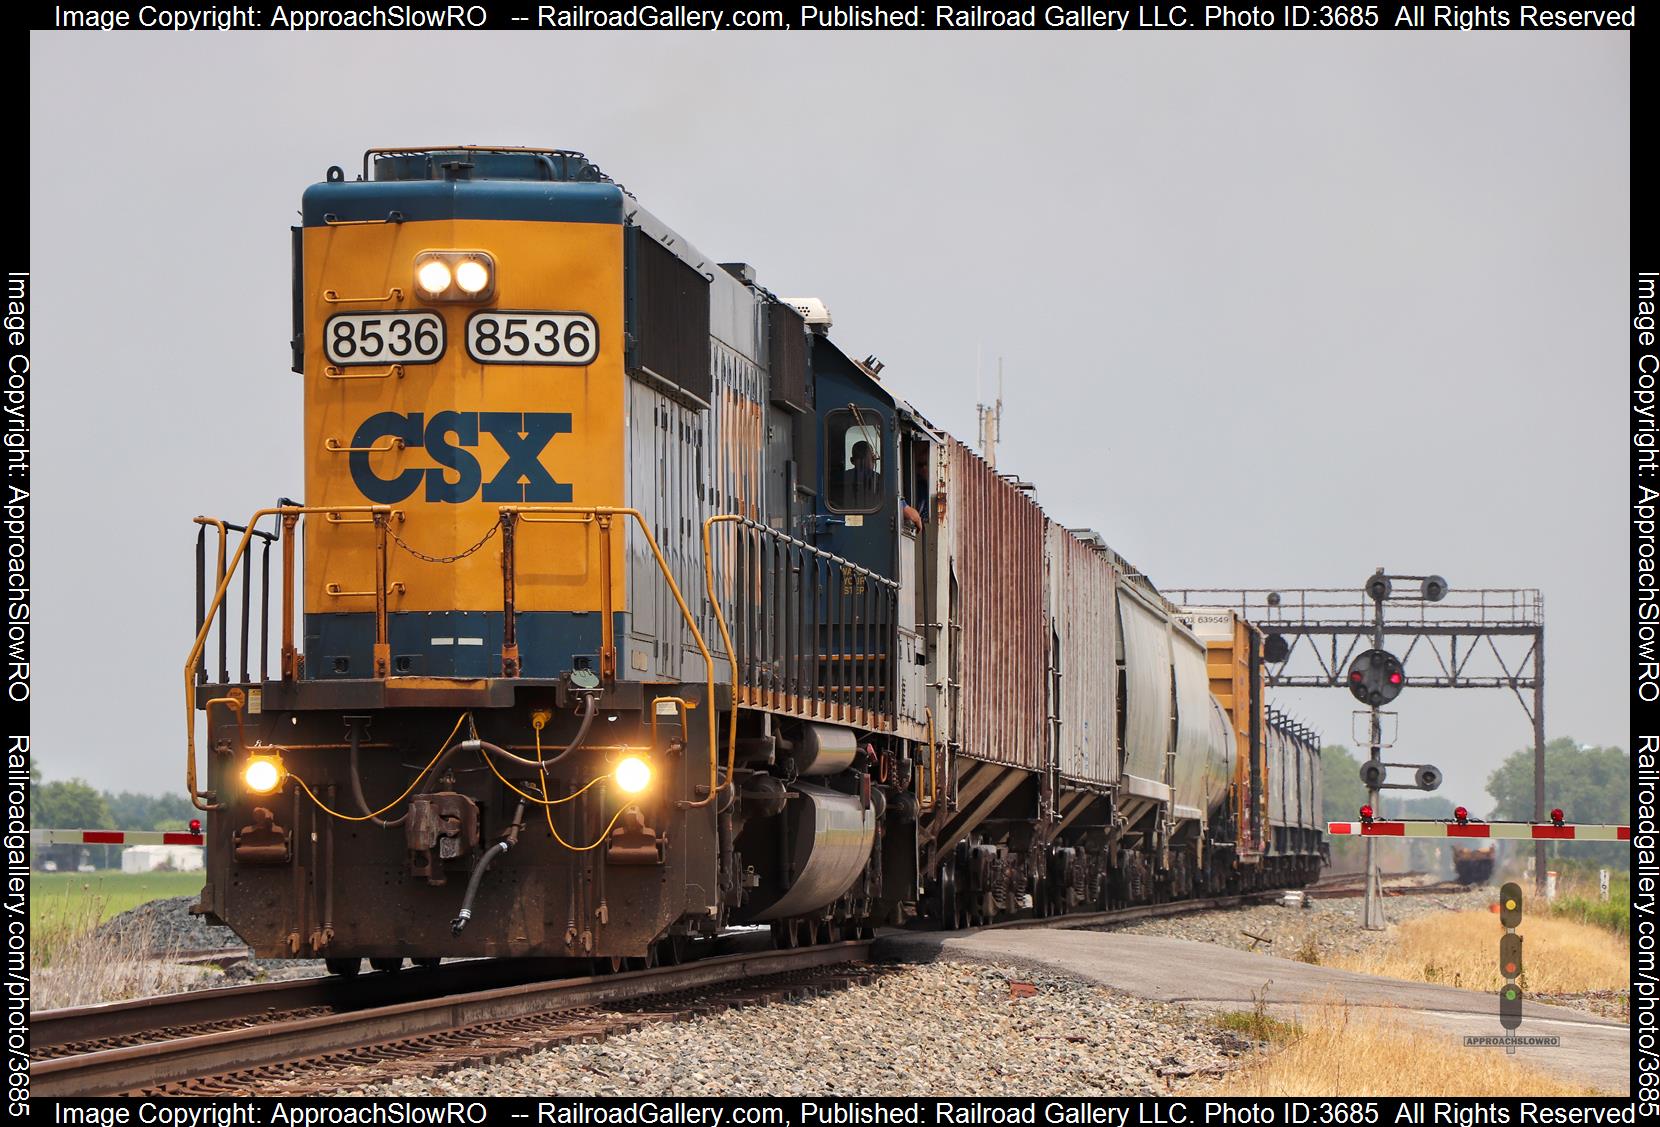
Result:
[466, 311, 598, 365]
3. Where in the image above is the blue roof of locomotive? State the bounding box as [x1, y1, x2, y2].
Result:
[302, 148, 627, 228]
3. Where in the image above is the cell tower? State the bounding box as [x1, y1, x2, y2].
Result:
[977, 356, 1004, 470]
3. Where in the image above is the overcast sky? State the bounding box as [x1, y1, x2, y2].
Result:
[29, 31, 1627, 806]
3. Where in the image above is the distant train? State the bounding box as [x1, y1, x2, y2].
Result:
[184, 147, 1326, 972]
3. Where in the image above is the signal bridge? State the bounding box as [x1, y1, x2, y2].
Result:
[1169, 581, 1549, 894]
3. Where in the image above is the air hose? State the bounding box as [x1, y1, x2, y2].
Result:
[451, 799, 527, 936]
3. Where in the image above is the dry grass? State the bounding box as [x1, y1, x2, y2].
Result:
[1327, 910, 1628, 994]
[1202, 1002, 1603, 1097]
[29, 887, 208, 1012]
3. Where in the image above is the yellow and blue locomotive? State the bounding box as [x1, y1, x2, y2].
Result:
[187, 147, 1322, 972]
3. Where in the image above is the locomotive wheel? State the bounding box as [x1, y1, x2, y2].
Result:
[325, 957, 362, 978]
[369, 957, 404, 973]
[939, 864, 961, 930]
[655, 935, 690, 966]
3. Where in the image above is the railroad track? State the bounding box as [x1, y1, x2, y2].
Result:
[31, 887, 1314, 1096]
[33, 942, 874, 1097]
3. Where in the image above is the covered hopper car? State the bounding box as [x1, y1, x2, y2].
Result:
[185, 147, 1325, 971]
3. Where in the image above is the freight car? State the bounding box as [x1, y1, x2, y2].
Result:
[184, 147, 1324, 971]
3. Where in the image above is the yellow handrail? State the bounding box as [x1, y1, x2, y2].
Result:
[923, 706, 938, 810]
[184, 505, 391, 811]
[505, 506, 721, 810]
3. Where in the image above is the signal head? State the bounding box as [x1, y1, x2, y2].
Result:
[1500, 932, 1522, 980]
[1421, 575, 1449, 602]
[1346, 648, 1405, 706]
[1263, 633, 1290, 663]
[1499, 881, 1523, 928]
[1365, 573, 1392, 602]
[1499, 982, 1522, 1030]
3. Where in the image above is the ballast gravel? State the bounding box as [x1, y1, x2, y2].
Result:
[95, 895, 328, 987]
[353, 962, 1258, 1097]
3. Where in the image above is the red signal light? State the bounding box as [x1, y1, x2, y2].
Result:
[189, 818, 202, 835]
[1389, 671, 1403, 685]
[1454, 806, 1468, 824]
[1550, 808, 1564, 826]
[1349, 671, 1364, 683]
[1359, 804, 1375, 821]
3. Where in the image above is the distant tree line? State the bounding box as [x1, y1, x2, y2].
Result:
[29, 764, 198, 869]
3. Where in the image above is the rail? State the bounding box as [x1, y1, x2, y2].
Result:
[701, 514, 899, 732]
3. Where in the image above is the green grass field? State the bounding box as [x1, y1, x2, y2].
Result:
[29, 871, 204, 936]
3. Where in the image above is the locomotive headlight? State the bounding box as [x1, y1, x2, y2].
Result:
[416, 259, 453, 295]
[243, 753, 287, 795]
[614, 756, 651, 795]
[454, 258, 491, 294]
[414, 251, 495, 302]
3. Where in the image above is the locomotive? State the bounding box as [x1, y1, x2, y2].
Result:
[185, 147, 1325, 972]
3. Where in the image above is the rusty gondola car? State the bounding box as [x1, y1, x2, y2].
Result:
[186, 147, 1325, 973]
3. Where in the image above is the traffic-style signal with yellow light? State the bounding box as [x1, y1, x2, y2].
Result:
[1498, 881, 1524, 1032]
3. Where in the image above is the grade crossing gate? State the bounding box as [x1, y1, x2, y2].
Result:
[31, 829, 206, 846]
[1327, 819, 1629, 842]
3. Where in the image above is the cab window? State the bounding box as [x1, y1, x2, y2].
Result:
[825, 409, 883, 513]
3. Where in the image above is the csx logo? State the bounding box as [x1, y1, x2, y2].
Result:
[349, 411, 573, 504]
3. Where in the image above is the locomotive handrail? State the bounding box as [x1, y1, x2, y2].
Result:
[185, 505, 392, 811]
[321, 287, 404, 305]
[704, 515, 899, 590]
[193, 518, 278, 686]
[324, 364, 405, 381]
[325, 436, 405, 453]
[701, 515, 744, 794]
[700, 512, 898, 731]
[499, 505, 722, 811]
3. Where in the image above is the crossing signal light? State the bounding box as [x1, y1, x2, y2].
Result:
[1359, 804, 1375, 822]
[1347, 649, 1405, 706]
[1453, 806, 1468, 825]
[189, 818, 202, 835]
[1499, 882, 1523, 929]
[1550, 808, 1565, 826]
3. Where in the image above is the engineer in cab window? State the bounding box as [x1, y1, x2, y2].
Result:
[827, 410, 884, 513]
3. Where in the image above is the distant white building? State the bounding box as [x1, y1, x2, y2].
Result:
[120, 844, 204, 873]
